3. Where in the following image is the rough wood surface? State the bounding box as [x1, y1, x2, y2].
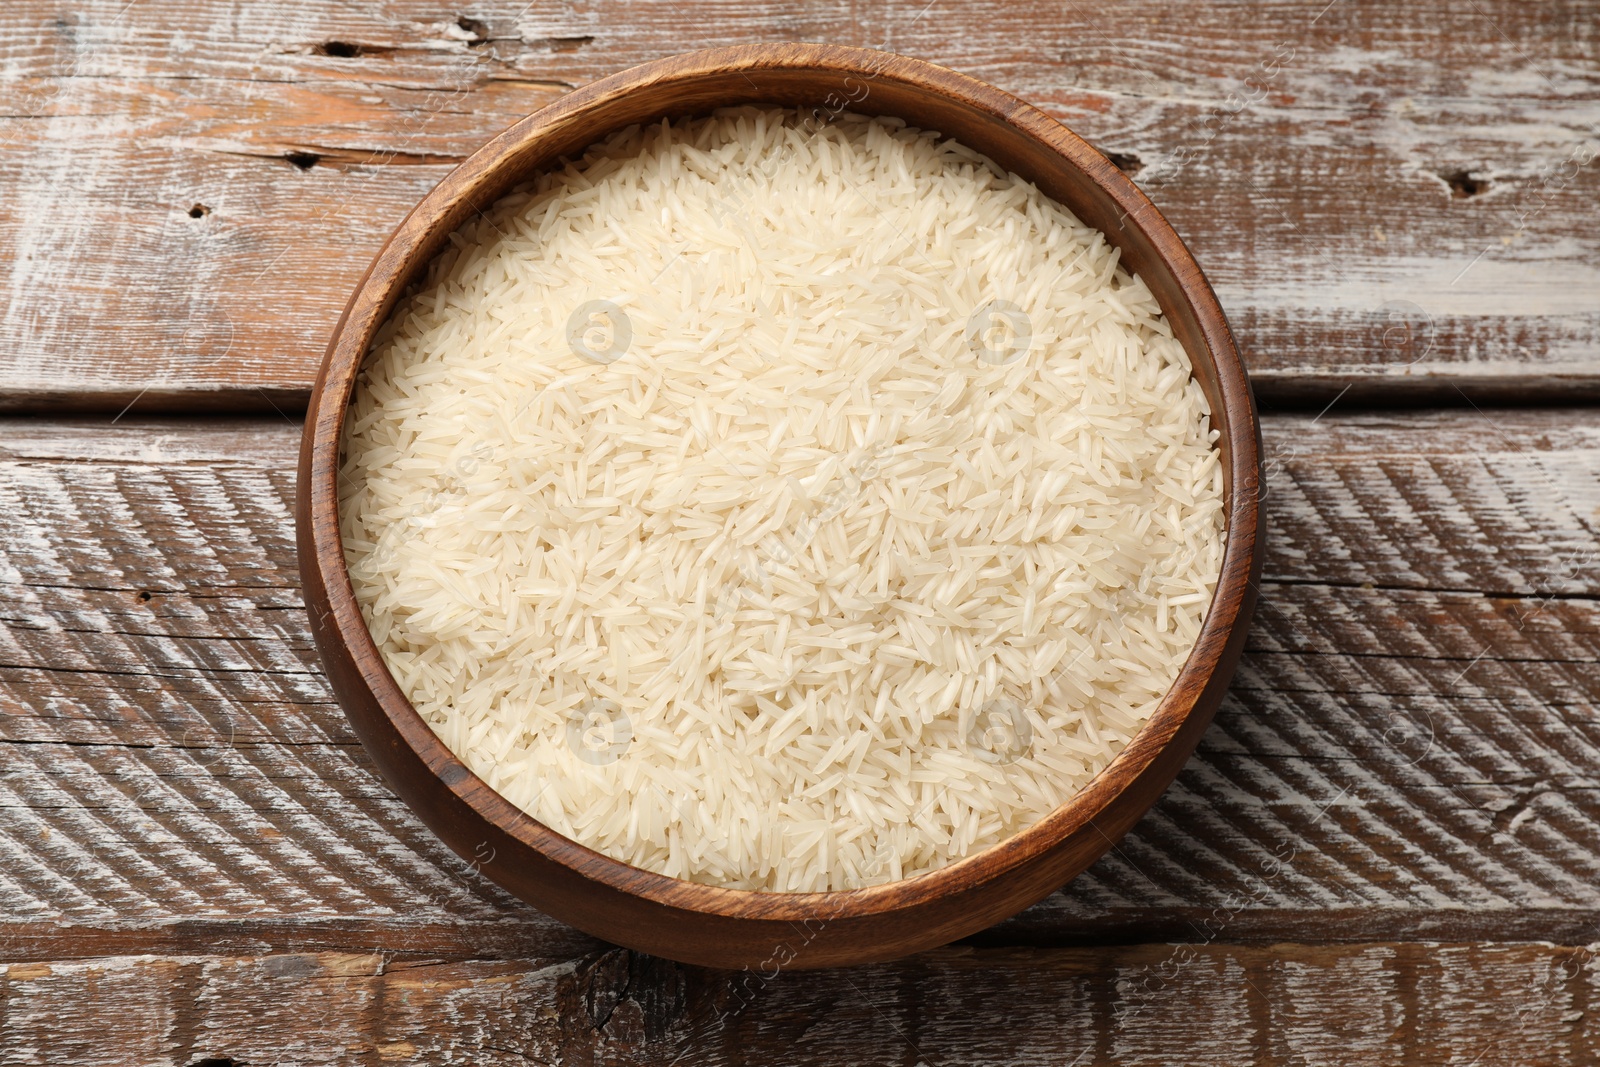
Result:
[3, 0, 1598, 1054]
[1, 0, 1597, 412]
[3, 941, 1598, 1066]
[1, 410, 1596, 963]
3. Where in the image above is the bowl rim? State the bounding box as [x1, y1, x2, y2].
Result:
[301, 42, 1261, 922]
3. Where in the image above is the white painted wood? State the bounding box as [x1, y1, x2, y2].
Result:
[0, 412, 1596, 949]
[0, 1, 1596, 408]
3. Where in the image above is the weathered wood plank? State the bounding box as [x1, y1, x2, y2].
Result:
[0, 410, 1597, 953]
[1, 942, 1595, 1065]
[0, 0, 1596, 411]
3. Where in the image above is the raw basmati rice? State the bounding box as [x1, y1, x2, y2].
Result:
[339, 108, 1225, 892]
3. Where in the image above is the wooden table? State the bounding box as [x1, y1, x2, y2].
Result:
[2, 2, 1597, 1063]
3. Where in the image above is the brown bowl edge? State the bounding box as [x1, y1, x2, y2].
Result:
[296, 42, 1263, 967]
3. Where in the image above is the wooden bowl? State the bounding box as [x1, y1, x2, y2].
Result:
[297, 43, 1262, 970]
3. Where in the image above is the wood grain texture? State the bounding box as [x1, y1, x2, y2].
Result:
[0, 0, 1596, 412]
[1, 941, 1596, 1066]
[0, 410, 1596, 960]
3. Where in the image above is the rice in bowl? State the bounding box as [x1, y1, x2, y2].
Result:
[338, 108, 1225, 893]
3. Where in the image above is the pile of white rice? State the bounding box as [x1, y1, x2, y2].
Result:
[339, 108, 1224, 893]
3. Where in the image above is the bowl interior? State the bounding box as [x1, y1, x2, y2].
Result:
[307, 44, 1259, 924]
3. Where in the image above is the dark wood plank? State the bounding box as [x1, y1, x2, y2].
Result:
[3, 941, 1596, 1065]
[0, 410, 1596, 955]
[0, 0, 1596, 411]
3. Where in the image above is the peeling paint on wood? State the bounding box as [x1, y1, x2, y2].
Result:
[0, 0, 1596, 411]
[0, 412, 1596, 955]
[2, 1, 1599, 1057]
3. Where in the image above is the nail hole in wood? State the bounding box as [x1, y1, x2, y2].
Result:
[1106, 151, 1145, 177]
[284, 151, 320, 171]
[137, 591, 152, 602]
[546, 34, 595, 52]
[314, 40, 363, 58]
[188, 203, 209, 218]
[1440, 169, 1489, 198]
[457, 16, 489, 44]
